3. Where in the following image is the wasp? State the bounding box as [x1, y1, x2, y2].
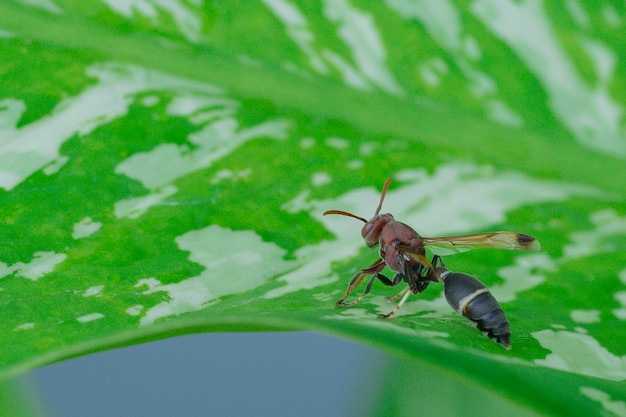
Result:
[323, 178, 541, 349]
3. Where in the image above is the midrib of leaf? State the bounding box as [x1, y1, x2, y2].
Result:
[1, 4, 624, 196]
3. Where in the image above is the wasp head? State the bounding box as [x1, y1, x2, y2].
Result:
[323, 178, 394, 247]
[361, 213, 393, 247]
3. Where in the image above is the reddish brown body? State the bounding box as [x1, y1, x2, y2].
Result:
[324, 180, 441, 317]
[323, 178, 541, 349]
[377, 218, 425, 273]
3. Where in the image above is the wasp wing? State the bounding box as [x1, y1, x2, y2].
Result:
[423, 232, 541, 256]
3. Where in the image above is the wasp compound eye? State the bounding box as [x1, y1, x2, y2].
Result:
[361, 221, 374, 239]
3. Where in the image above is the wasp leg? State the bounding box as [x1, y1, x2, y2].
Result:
[378, 256, 435, 318]
[427, 255, 444, 281]
[398, 247, 442, 283]
[379, 271, 429, 317]
[335, 259, 386, 307]
[423, 254, 443, 283]
[385, 285, 409, 302]
[340, 271, 398, 307]
[378, 287, 412, 318]
[402, 259, 432, 294]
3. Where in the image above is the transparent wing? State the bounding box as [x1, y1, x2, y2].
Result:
[423, 232, 541, 256]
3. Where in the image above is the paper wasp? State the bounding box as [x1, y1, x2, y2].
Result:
[323, 178, 541, 349]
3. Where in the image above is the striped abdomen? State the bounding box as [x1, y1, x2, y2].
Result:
[438, 267, 511, 349]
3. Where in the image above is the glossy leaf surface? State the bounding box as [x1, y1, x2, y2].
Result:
[1, 1, 625, 416]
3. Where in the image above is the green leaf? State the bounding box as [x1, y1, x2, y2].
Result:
[0, 378, 45, 417]
[1, 1, 625, 416]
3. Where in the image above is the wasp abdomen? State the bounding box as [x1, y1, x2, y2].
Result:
[439, 268, 511, 349]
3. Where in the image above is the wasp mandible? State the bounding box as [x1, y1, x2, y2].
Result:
[323, 178, 541, 349]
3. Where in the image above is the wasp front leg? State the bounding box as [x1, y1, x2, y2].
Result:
[339, 270, 403, 308]
[335, 259, 386, 307]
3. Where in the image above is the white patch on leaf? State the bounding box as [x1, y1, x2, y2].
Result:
[100, 0, 204, 43]
[114, 185, 178, 219]
[262, 0, 329, 74]
[472, 0, 626, 158]
[532, 328, 626, 381]
[166, 93, 240, 125]
[563, 209, 626, 258]
[0, 62, 223, 191]
[580, 387, 626, 417]
[20, 0, 62, 14]
[82, 285, 105, 297]
[116, 118, 281, 189]
[126, 305, 145, 316]
[322, 0, 404, 95]
[263, 0, 403, 94]
[311, 172, 331, 187]
[387, 0, 524, 126]
[76, 313, 105, 323]
[570, 309, 601, 324]
[137, 225, 296, 326]
[0, 251, 66, 281]
[612, 269, 626, 321]
[266, 162, 604, 300]
[72, 217, 102, 239]
[210, 168, 252, 184]
[42, 155, 69, 175]
[114, 117, 290, 217]
[418, 57, 449, 87]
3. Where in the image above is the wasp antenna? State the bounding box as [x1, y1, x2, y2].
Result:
[323, 210, 367, 223]
[374, 178, 393, 216]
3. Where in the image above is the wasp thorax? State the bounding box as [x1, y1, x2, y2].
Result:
[361, 213, 394, 247]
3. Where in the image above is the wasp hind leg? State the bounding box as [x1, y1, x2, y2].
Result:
[378, 288, 412, 319]
[379, 257, 435, 318]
